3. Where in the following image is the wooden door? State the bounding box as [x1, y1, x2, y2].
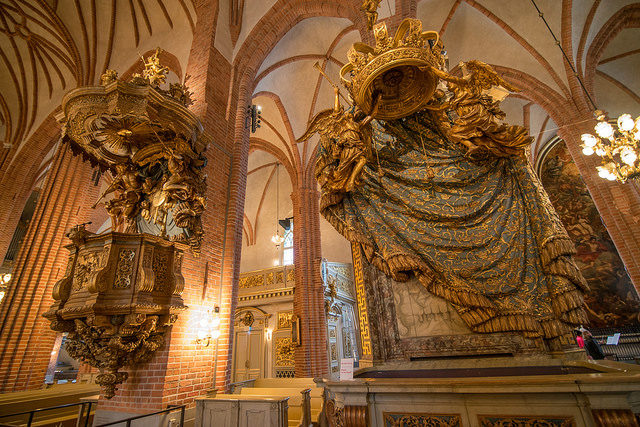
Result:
[233, 329, 263, 382]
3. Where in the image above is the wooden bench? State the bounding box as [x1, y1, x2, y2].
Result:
[0, 384, 99, 427]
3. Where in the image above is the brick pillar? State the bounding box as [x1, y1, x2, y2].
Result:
[0, 115, 60, 261]
[94, 3, 243, 414]
[0, 142, 99, 392]
[292, 181, 329, 377]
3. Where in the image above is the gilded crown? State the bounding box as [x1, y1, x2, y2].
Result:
[340, 18, 445, 120]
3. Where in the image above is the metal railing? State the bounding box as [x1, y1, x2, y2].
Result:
[94, 405, 185, 427]
[0, 401, 94, 427]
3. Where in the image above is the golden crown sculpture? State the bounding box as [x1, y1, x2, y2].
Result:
[340, 19, 445, 120]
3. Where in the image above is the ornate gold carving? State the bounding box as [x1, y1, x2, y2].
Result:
[239, 273, 265, 289]
[276, 270, 284, 284]
[44, 229, 187, 399]
[73, 250, 105, 290]
[240, 311, 254, 327]
[65, 316, 163, 399]
[60, 50, 209, 253]
[329, 326, 337, 339]
[351, 243, 372, 357]
[286, 268, 295, 283]
[361, 0, 381, 30]
[330, 343, 337, 361]
[344, 329, 353, 356]
[278, 312, 293, 329]
[266, 272, 275, 285]
[478, 415, 574, 427]
[325, 399, 344, 427]
[274, 337, 294, 367]
[100, 69, 118, 85]
[152, 250, 169, 292]
[114, 249, 136, 289]
[340, 19, 444, 120]
[136, 48, 168, 86]
[298, 87, 380, 194]
[384, 413, 462, 427]
[429, 61, 533, 157]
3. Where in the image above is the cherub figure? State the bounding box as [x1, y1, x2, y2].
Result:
[298, 87, 381, 193]
[430, 60, 532, 157]
[141, 49, 169, 86]
[98, 163, 142, 232]
[361, 0, 382, 30]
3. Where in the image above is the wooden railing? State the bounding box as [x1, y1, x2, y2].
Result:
[298, 388, 311, 427]
[229, 378, 257, 394]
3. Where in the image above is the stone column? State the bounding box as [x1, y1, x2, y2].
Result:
[292, 181, 329, 377]
[0, 142, 99, 392]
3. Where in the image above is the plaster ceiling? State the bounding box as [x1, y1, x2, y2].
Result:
[0, 0, 196, 166]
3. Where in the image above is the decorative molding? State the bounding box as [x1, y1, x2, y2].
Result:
[44, 229, 186, 399]
[384, 413, 462, 427]
[274, 337, 294, 367]
[238, 288, 294, 302]
[277, 311, 293, 329]
[114, 249, 136, 289]
[351, 243, 372, 357]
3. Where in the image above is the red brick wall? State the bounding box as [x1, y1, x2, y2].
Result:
[0, 143, 100, 392]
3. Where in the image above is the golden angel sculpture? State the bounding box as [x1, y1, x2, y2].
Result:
[304, 18, 588, 352]
[429, 60, 533, 157]
[298, 87, 381, 193]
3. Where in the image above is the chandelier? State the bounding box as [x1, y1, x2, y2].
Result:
[580, 112, 640, 182]
[531, 0, 638, 184]
[271, 163, 285, 246]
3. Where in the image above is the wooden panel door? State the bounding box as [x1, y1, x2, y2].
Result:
[233, 329, 263, 381]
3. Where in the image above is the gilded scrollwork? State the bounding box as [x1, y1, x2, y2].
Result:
[274, 337, 295, 367]
[477, 415, 574, 427]
[60, 48, 209, 253]
[114, 249, 136, 289]
[64, 315, 164, 399]
[383, 413, 462, 427]
[240, 311, 254, 327]
[278, 312, 293, 329]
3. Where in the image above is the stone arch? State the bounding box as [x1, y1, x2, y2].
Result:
[584, 4, 640, 101]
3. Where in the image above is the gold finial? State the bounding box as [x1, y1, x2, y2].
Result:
[340, 19, 443, 120]
[140, 48, 169, 86]
[361, 0, 382, 30]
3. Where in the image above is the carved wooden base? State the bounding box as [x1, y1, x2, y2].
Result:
[44, 229, 186, 398]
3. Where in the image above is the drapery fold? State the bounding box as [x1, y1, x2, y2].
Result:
[318, 111, 588, 346]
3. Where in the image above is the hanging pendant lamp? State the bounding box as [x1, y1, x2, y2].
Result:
[271, 163, 285, 246]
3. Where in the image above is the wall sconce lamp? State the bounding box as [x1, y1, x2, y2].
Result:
[245, 105, 262, 133]
[195, 306, 221, 347]
[265, 328, 273, 340]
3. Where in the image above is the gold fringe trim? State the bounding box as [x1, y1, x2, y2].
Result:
[540, 237, 576, 267]
[320, 197, 588, 343]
